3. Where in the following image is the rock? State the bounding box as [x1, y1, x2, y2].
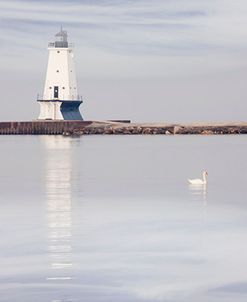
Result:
[104, 127, 114, 134]
[174, 126, 184, 134]
[127, 127, 134, 132]
[201, 130, 214, 135]
[62, 131, 81, 137]
[62, 131, 71, 136]
[131, 127, 142, 134]
[114, 128, 124, 134]
[142, 128, 151, 134]
[132, 128, 140, 134]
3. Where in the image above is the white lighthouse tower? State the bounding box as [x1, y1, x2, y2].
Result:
[38, 28, 83, 120]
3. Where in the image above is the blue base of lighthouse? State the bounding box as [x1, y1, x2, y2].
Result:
[37, 99, 83, 120]
[60, 101, 83, 120]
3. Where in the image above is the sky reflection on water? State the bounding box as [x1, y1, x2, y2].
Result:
[0, 135, 247, 302]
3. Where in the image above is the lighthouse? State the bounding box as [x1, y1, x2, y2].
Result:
[37, 29, 83, 120]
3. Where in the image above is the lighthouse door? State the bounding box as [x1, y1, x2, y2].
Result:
[54, 86, 59, 98]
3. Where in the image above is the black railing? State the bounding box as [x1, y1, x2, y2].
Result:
[48, 42, 74, 48]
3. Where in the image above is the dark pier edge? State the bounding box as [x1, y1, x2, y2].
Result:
[0, 121, 247, 135]
[0, 121, 92, 135]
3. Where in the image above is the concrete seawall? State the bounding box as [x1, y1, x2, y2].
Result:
[0, 121, 247, 135]
[0, 121, 92, 135]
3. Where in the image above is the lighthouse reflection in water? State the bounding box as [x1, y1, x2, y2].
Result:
[2, 136, 247, 302]
[43, 136, 73, 285]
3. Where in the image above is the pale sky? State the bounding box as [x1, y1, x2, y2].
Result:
[1, 0, 247, 122]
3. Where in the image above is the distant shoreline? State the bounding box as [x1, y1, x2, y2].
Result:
[0, 120, 247, 135]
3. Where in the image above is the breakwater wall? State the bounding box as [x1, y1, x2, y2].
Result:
[0, 121, 92, 135]
[0, 121, 247, 135]
[71, 122, 247, 135]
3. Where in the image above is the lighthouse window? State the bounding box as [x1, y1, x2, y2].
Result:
[62, 87, 65, 89]
[54, 86, 59, 98]
[49, 87, 52, 89]
[57, 51, 60, 53]
[56, 70, 59, 73]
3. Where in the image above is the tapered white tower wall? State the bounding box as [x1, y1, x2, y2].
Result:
[43, 45, 77, 101]
[38, 29, 83, 120]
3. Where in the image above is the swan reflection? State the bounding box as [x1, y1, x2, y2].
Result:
[42, 136, 73, 283]
[189, 183, 207, 206]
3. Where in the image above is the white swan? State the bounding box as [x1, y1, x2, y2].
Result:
[188, 171, 208, 185]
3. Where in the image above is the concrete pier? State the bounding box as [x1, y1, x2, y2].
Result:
[0, 121, 246, 135]
[0, 121, 92, 135]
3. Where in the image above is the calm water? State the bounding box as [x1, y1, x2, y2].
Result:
[0, 135, 247, 302]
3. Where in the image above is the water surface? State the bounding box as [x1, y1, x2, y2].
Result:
[0, 135, 247, 302]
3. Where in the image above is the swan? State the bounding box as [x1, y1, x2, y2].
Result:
[188, 171, 208, 185]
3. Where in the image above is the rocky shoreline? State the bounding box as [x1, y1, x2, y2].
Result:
[0, 120, 245, 135]
[63, 121, 247, 136]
